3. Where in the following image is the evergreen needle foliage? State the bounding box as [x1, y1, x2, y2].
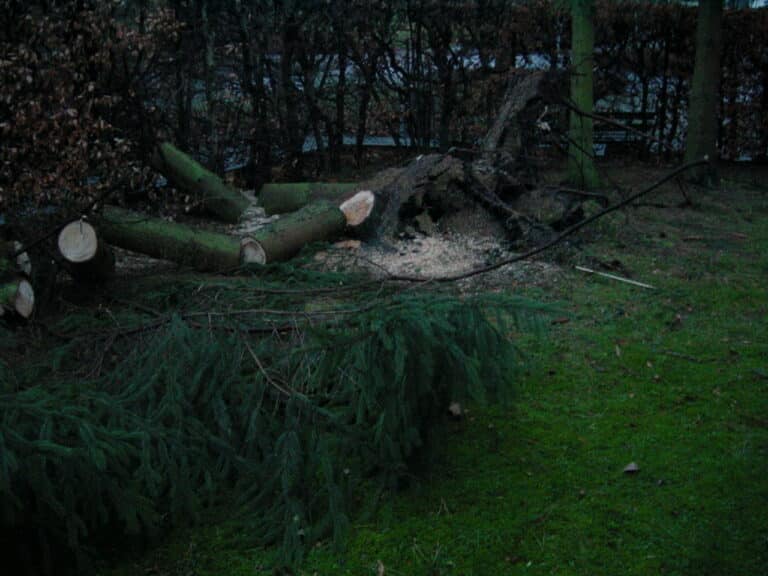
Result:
[0, 272, 547, 572]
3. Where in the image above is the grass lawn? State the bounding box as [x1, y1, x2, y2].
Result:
[108, 169, 768, 575]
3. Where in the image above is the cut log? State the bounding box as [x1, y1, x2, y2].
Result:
[57, 219, 115, 282]
[96, 207, 263, 272]
[151, 142, 250, 223]
[0, 278, 34, 319]
[258, 182, 359, 215]
[251, 191, 375, 264]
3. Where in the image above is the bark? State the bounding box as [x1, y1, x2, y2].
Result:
[96, 207, 262, 272]
[57, 219, 115, 282]
[333, 29, 347, 172]
[259, 182, 360, 215]
[152, 142, 250, 223]
[201, 0, 221, 172]
[252, 192, 373, 264]
[568, 0, 600, 189]
[482, 71, 546, 157]
[684, 0, 724, 184]
[237, 0, 271, 190]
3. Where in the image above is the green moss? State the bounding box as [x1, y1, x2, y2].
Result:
[100, 207, 243, 271]
[259, 182, 359, 215]
[156, 143, 249, 223]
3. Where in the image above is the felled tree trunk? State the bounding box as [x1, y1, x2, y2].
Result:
[0, 278, 34, 319]
[95, 207, 263, 272]
[258, 182, 359, 215]
[253, 191, 374, 263]
[151, 142, 250, 223]
[65, 192, 374, 272]
[57, 219, 116, 282]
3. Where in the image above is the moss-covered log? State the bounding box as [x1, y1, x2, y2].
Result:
[151, 142, 250, 223]
[57, 219, 115, 282]
[96, 207, 264, 272]
[258, 182, 359, 215]
[252, 190, 374, 263]
[0, 278, 34, 318]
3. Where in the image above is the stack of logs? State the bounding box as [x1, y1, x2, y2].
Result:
[55, 142, 375, 282]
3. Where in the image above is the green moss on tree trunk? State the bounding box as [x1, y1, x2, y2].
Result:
[252, 200, 347, 263]
[98, 207, 245, 271]
[259, 182, 359, 215]
[152, 142, 250, 223]
[568, 0, 600, 190]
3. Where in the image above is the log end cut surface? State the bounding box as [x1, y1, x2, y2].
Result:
[340, 191, 375, 227]
[58, 220, 99, 263]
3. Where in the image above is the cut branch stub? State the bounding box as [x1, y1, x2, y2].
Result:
[0, 278, 34, 318]
[58, 219, 115, 282]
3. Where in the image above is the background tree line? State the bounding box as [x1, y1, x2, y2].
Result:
[1, 0, 767, 212]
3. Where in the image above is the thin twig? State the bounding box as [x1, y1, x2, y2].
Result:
[560, 97, 670, 151]
[575, 266, 654, 289]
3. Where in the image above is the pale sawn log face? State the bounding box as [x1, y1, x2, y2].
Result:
[58, 220, 99, 263]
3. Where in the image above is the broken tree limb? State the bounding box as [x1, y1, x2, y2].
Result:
[95, 207, 263, 272]
[151, 142, 250, 223]
[251, 191, 375, 264]
[259, 182, 359, 215]
[58, 219, 116, 282]
[482, 71, 546, 156]
[0, 278, 34, 319]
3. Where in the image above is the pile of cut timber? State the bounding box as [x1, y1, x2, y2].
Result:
[55, 145, 376, 279]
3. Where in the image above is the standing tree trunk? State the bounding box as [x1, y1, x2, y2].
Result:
[568, 0, 600, 189]
[200, 0, 221, 173]
[684, 0, 723, 184]
[332, 13, 348, 173]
